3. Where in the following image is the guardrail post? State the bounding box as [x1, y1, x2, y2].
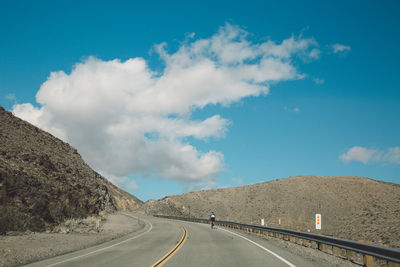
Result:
[311, 241, 318, 249]
[363, 254, 374, 267]
[332, 246, 341, 257]
[319, 243, 326, 252]
[346, 250, 354, 262]
[327, 245, 333, 255]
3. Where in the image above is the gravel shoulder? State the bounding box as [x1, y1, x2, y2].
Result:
[220, 226, 361, 267]
[0, 212, 144, 267]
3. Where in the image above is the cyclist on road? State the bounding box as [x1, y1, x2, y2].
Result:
[210, 212, 216, 229]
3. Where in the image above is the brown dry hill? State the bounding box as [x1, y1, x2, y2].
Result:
[143, 176, 400, 248]
[0, 106, 142, 233]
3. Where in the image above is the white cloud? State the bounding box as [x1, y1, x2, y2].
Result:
[309, 48, 320, 59]
[340, 146, 400, 165]
[232, 177, 243, 186]
[13, 23, 320, 189]
[127, 180, 139, 191]
[99, 172, 128, 187]
[332, 43, 351, 54]
[313, 78, 325, 85]
[340, 146, 378, 164]
[284, 106, 300, 113]
[382, 147, 400, 164]
[259, 34, 319, 60]
[5, 93, 16, 101]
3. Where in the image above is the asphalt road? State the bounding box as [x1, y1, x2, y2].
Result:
[25, 214, 320, 267]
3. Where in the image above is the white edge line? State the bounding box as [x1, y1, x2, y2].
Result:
[219, 227, 296, 267]
[46, 214, 153, 267]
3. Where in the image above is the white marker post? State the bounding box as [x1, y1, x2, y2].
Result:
[315, 214, 321, 230]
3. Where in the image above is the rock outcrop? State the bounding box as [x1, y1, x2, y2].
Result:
[0, 106, 142, 233]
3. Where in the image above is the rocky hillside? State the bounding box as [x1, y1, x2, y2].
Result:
[143, 176, 400, 248]
[0, 106, 142, 233]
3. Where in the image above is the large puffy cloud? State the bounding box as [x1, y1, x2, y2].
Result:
[13, 24, 319, 189]
[340, 146, 400, 165]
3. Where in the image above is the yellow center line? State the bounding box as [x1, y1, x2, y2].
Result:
[150, 224, 188, 267]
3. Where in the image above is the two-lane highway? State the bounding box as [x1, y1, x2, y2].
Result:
[163, 219, 317, 267]
[25, 214, 321, 267]
[25, 214, 184, 267]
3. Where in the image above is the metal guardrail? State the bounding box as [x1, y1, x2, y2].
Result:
[155, 215, 400, 267]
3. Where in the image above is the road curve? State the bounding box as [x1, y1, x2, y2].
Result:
[24, 214, 183, 267]
[163, 219, 318, 267]
[25, 214, 320, 267]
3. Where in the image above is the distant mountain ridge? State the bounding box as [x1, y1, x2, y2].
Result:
[143, 175, 400, 248]
[0, 106, 142, 233]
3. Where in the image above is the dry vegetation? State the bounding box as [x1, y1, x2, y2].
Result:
[0, 106, 142, 234]
[143, 175, 400, 248]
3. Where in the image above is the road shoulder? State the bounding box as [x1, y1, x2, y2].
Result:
[0, 212, 144, 267]
[216, 225, 359, 267]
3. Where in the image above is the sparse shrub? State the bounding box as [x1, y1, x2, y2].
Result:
[0, 107, 140, 234]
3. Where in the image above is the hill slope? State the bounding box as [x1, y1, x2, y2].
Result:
[143, 176, 400, 248]
[0, 106, 142, 233]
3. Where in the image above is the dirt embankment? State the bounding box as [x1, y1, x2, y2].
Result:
[0, 212, 144, 267]
[143, 176, 400, 248]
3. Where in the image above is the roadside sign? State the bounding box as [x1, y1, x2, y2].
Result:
[315, 214, 321, 230]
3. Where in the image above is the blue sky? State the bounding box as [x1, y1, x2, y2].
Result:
[1, 0, 399, 201]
